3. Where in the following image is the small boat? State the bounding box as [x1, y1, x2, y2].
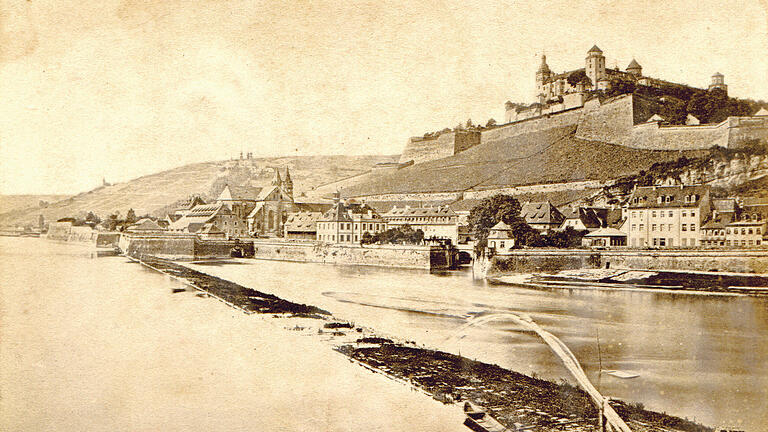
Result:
[171, 288, 186, 294]
[602, 369, 639, 379]
[463, 402, 509, 432]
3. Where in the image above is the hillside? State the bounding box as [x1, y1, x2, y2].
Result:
[0, 195, 71, 214]
[341, 126, 709, 197]
[0, 155, 396, 227]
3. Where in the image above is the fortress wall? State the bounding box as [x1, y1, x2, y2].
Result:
[622, 122, 729, 150]
[727, 116, 768, 147]
[574, 94, 636, 144]
[481, 107, 583, 144]
[398, 134, 453, 164]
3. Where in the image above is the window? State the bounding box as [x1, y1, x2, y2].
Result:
[690, 224, 696, 232]
[652, 211, 657, 218]
[660, 211, 664, 218]
[653, 238, 658, 246]
[669, 211, 673, 217]
[652, 224, 657, 231]
[682, 211, 687, 217]
[681, 224, 687, 231]
[758, 240, 762, 245]
[691, 211, 696, 217]
[500, 241, 505, 248]
[639, 224, 644, 231]
[632, 212, 636, 218]
[726, 240, 731, 246]
[758, 228, 762, 235]
[726, 228, 731, 234]
[748, 228, 754, 235]
[681, 238, 687, 246]
[659, 224, 664, 231]
[742, 228, 746, 235]
[631, 224, 636, 231]
[659, 238, 666, 246]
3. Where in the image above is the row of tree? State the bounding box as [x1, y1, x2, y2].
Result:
[362, 225, 425, 245]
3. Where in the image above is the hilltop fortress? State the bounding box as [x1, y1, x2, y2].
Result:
[398, 46, 768, 166]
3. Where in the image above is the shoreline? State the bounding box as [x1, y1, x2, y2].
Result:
[134, 253, 713, 432]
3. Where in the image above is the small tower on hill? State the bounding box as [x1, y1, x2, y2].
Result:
[708, 72, 728, 94]
[626, 59, 642, 76]
[284, 167, 293, 197]
[585, 45, 606, 90]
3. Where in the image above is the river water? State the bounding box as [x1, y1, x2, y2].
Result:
[184, 258, 768, 431]
[1, 238, 766, 430]
[0, 238, 466, 432]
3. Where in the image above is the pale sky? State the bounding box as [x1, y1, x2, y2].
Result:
[1, 0, 767, 194]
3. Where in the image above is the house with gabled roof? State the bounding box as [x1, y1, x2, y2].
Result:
[520, 201, 565, 234]
[487, 221, 515, 254]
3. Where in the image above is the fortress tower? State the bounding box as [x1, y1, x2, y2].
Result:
[708, 72, 728, 94]
[585, 45, 606, 90]
[535, 54, 553, 100]
[626, 59, 642, 76]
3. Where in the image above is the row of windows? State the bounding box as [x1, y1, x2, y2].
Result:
[631, 210, 697, 218]
[318, 222, 384, 231]
[704, 227, 762, 236]
[630, 223, 696, 232]
[317, 234, 360, 242]
[386, 217, 454, 223]
[702, 240, 763, 246]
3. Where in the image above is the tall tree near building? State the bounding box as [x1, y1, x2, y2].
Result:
[125, 208, 137, 224]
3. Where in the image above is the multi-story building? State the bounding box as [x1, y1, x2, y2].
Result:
[316, 200, 386, 244]
[380, 205, 459, 245]
[725, 217, 765, 248]
[625, 185, 711, 248]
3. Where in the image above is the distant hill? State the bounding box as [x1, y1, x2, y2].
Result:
[341, 126, 710, 197]
[0, 155, 397, 227]
[0, 195, 71, 214]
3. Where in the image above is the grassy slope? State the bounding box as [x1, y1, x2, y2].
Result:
[0, 155, 396, 226]
[0, 195, 71, 214]
[342, 126, 708, 197]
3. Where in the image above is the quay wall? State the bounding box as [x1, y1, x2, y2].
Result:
[251, 240, 451, 270]
[486, 249, 768, 276]
[119, 233, 253, 260]
[46, 222, 120, 247]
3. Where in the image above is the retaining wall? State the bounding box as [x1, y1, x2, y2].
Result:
[251, 240, 452, 269]
[120, 233, 253, 260]
[486, 249, 768, 275]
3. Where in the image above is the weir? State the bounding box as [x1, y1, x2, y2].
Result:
[451, 312, 632, 432]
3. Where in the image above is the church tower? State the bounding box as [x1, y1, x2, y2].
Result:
[585, 45, 606, 90]
[271, 167, 282, 186]
[283, 167, 293, 198]
[535, 54, 552, 99]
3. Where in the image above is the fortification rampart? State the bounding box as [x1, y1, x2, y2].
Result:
[399, 130, 481, 165]
[119, 233, 253, 260]
[397, 94, 767, 167]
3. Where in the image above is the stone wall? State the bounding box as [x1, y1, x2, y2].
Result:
[251, 240, 451, 269]
[481, 107, 583, 144]
[574, 94, 636, 144]
[120, 233, 253, 260]
[486, 249, 768, 275]
[399, 131, 481, 165]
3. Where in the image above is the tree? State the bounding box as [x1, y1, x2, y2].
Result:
[468, 194, 525, 252]
[85, 211, 101, 226]
[567, 70, 592, 88]
[125, 208, 137, 224]
[486, 118, 497, 127]
[542, 227, 586, 248]
[465, 118, 474, 129]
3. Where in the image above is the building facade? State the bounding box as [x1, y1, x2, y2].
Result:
[380, 205, 459, 245]
[520, 201, 565, 234]
[625, 185, 711, 248]
[316, 200, 386, 244]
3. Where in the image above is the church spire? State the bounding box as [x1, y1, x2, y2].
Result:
[284, 167, 293, 197]
[271, 167, 281, 186]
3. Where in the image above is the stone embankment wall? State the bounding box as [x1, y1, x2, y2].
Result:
[481, 107, 583, 144]
[46, 222, 120, 246]
[119, 233, 253, 260]
[484, 249, 768, 276]
[251, 240, 451, 269]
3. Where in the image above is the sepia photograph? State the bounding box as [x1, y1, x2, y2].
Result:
[1, 1, 767, 431]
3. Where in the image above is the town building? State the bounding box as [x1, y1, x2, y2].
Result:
[381, 205, 459, 245]
[724, 217, 765, 248]
[558, 207, 603, 232]
[625, 185, 711, 248]
[487, 221, 515, 254]
[316, 199, 386, 244]
[283, 211, 323, 240]
[583, 227, 627, 248]
[520, 201, 565, 234]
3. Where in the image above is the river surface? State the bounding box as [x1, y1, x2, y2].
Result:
[184, 258, 768, 431]
[2, 238, 766, 430]
[0, 238, 466, 431]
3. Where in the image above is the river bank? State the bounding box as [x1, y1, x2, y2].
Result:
[137, 254, 713, 432]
